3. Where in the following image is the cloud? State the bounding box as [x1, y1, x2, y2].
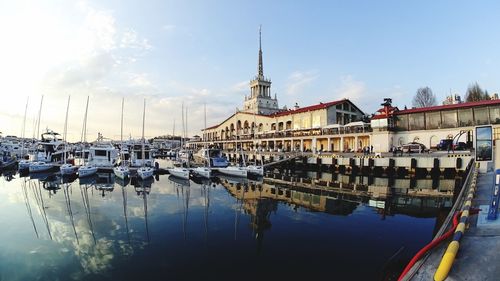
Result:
[285, 70, 318, 96]
[334, 75, 366, 102]
[162, 24, 176, 31]
[231, 81, 249, 93]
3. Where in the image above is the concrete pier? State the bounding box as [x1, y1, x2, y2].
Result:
[407, 168, 500, 280]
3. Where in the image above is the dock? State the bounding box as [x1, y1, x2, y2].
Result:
[404, 166, 500, 280]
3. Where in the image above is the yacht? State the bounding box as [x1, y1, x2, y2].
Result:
[83, 135, 119, 167]
[130, 142, 155, 168]
[194, 148, 228, 168]
[33, 129, 70, 163]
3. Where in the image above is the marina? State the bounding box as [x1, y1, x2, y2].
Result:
[2, 1, 500, 280]
[0, 160, 462, 281]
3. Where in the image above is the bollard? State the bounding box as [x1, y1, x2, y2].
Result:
[487, 169, 500, 220]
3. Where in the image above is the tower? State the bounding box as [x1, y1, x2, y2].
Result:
[243, 26, 280, 115]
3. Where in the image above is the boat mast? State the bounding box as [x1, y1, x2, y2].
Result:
[141, 99, 146, 168]
[81, 96, 89, 165]
[21, 97, 29, 158]
[120, 97, 124, 167]
[63, 96, 71, 164]
[36, 95, 44, 140]
[204, 102, 207, 148]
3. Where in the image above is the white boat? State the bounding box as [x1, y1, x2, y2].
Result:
[33, 129, 70, 164]
[245, 164, 264, 176]
[29, 161, 53, 173]
[130, 142, 155, 167]
[113, 165, 129, 179]
[59, 96, 77, 176]
[78, 164, 98, 177]
[193, 148, 228, 168]
[169, 167, 190, 180]
[60, 163, 77, 175]
[191, 167, 211, 178]
[84, 136, 119, 167]
[138, 166, 154, 179]
[114, 98, 130, 180]
[218, 166, 248, 177]
[136, 99, 154, 181]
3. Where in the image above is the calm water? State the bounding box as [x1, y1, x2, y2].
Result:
[0, 167, 457, 281]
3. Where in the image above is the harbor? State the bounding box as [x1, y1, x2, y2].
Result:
[2, 1, 500, 280]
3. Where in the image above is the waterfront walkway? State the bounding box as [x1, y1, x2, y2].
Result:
[411, 170, 500, 280]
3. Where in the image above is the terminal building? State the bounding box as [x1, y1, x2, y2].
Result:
[192, 30, 500, 153]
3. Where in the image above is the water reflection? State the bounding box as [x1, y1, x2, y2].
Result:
[0, 169, 461, 281]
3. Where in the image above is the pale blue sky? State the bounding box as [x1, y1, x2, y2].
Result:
[0, 0, 499, 140]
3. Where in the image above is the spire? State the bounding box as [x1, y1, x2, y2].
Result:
[258, 25, 263, 78]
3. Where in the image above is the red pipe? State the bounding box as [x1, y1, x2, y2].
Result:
[398, 208, 480, 281]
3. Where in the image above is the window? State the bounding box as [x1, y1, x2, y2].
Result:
[458, 109, 474, 127]
[441, 110, 457, 128]
[426, 111, 441, 129]
[95, 149, 107, 157]
[474, 107, 489, 125]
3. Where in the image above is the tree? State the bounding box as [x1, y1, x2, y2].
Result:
[465, 82, 490, 102]
[412, 87, 437, 108]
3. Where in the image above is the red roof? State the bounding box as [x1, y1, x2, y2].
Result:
[395, 99, 500, 115]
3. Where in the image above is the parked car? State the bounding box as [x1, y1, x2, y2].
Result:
[401, 142, 428, 153]
[436, 139, 453, 151]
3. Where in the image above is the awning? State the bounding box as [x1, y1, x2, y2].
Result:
[323, 124, 344, 129]
[344, 121, 370, 127]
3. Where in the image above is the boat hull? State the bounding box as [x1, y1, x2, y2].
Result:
[78, 165, 98, 177]
[218, 167, 247, 177]
[137, 167, 154, 180]
[169, 168, 190, 180]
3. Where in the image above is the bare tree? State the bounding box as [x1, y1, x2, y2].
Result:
[465, 82, 489, 102]
[412, 87, 437, 108]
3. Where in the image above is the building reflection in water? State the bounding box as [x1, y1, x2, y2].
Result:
[219, 169, 458, 250]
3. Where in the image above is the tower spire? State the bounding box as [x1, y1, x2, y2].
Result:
[258, 25, 263, 78]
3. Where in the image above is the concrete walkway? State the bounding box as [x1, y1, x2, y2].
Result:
[411, 171, 500, 280]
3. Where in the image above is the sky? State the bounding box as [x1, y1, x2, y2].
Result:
[1, 0, 499, 141]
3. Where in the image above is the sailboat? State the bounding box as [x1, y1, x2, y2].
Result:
[169, 102, 190, 180]
[245, 112, 264, 176]
[60, 96, 77, 175]
[137, 99, 154, 180]
[78, 96, 98, 178]
[218, 110, 247, 178]
[18, 97, 31, 170]
[114, 98, 129, 179]
[29, 96, 54, 173]
[191, 102, 211, 179]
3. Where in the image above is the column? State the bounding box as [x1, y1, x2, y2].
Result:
[340, 136, 344, 152]
[312, 138, 317, 153]
[355, 136, 359, 152]
[300, 139, 304, 152]
[327, 138, 331, 152]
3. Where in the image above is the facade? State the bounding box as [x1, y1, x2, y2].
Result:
[371, 99, 500, 152]
[196, 28, 367, 152]
[192, 29, 500, 153]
